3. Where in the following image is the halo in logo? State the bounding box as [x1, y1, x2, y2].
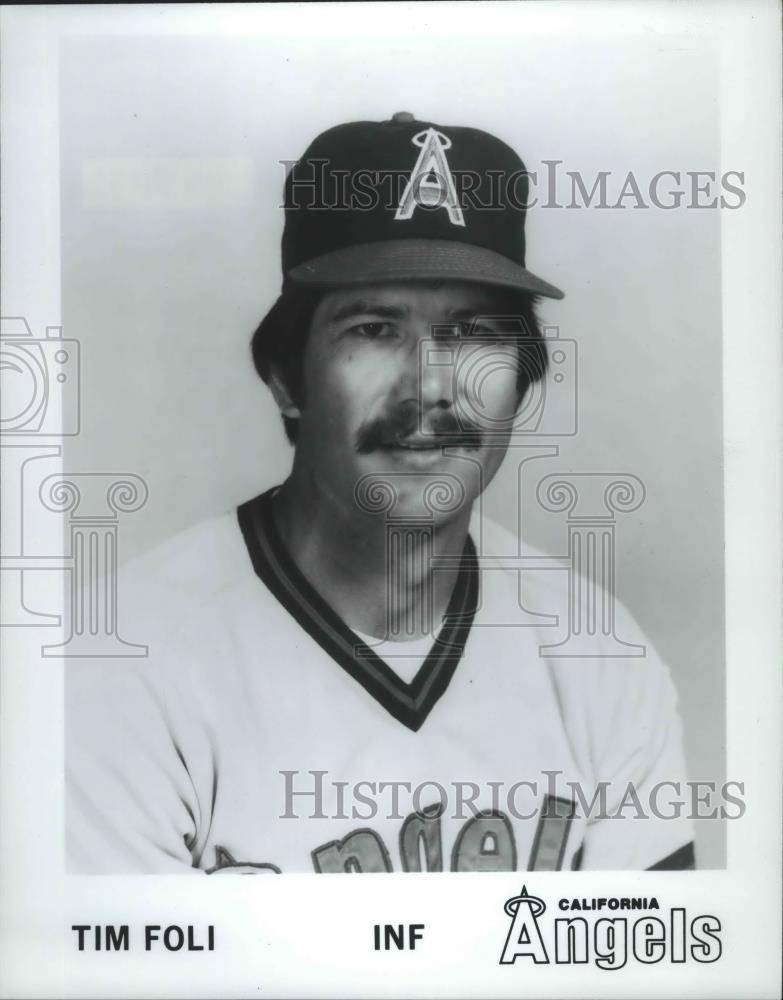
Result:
[504, 884, 546, 918]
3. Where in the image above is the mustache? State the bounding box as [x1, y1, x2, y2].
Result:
[356, 404, 484, 454]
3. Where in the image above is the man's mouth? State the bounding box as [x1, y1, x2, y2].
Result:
[388, 437, 443, 451]
[382, 435, 481, 452]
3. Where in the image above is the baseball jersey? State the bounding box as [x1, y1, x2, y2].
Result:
[66, 487, 694, 874]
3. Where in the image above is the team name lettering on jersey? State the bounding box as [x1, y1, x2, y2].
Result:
[207, 797, 577, 874]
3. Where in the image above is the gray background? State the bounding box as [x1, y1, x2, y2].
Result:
[59, 30, 725, 866]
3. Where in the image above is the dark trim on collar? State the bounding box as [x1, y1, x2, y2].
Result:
[237, 487, 478, 732]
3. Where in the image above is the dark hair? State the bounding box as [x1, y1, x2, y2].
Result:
[251, 283, 550, 444]
[251, 286, 323, 443]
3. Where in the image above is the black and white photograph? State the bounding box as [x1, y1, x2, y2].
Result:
[0, 3, 780, 997]
[60, 12, 726, 877]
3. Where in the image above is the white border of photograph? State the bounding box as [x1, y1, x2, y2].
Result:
[0, 3, 780, 998]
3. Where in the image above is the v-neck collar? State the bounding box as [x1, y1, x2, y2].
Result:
[237, 487, 479, 732]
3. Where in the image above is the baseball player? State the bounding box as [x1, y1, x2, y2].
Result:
[66, 113, 695, 874]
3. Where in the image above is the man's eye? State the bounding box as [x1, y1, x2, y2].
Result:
[349, 322, 393, 339]
[434, 322, 505, 341]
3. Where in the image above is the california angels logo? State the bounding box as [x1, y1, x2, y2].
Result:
[394, 128, 466, 227]
[498, 886, 723, 968]
[500, 885, 549, 964]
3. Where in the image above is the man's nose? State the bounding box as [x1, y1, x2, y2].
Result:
[401, 328, 457, 408]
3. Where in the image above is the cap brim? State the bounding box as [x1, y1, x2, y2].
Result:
[287, 239, 564, 300]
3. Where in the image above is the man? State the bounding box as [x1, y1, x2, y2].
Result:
[67, 113, 694, 873]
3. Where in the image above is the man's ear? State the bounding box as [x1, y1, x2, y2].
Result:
[267, 365, 302, 419]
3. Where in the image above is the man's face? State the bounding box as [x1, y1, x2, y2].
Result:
[291, 281, 527, 521]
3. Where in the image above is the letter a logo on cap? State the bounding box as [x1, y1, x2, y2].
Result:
[395, 128, 466, 227]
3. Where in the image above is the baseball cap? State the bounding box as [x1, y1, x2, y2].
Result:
[281, 112, 564, 300]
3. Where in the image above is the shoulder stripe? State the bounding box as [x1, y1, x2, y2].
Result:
[646, 841, 696, 871]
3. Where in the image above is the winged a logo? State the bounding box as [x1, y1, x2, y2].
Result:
[395, 128, 466, 227]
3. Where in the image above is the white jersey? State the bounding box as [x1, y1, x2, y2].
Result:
[66, 488, 694, 874]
